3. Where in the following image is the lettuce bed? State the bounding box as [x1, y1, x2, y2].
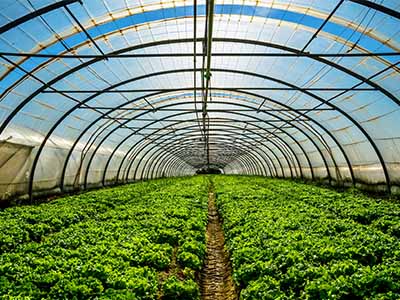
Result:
[213, 175, 400, 300]
[0, 177, 208, 299]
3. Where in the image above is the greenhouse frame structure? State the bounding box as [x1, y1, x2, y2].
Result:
[0, 0, 399, 201]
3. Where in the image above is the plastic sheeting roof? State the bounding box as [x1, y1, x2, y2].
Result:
[0, 0, 399, 199]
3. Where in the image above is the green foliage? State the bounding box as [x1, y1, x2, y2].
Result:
[0, 177, 208, 299]
[212, 175, 400, 300]
[162, 276, 200, 300]
[177, 251, 202, 271]
[4, 174, 399, 299]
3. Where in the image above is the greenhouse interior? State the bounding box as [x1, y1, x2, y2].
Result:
[0, 0, 400, 299]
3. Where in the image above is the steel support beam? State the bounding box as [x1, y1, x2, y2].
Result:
[126, 119, 303, 181]
[3, 37, 392, 197]
[2, 52, 399, 59]
[103, 105, 325, 187]
[348, 0, 400, 20]
[141, 125, 294, 178]
[144, 136, 273, 178]
[3, 44, 385, 197]
[106, 106, 318, 185]
[0, 0, 81, 34]
[136, 124, 297, 179]
[138, 137, 268, 180]
[131, 131, 278, 181]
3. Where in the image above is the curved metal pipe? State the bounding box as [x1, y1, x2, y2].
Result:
[114, 109, 315, 184]
[143, 126, 289, 180]
[118, 124, 292, 182]
[2, 37, 391, 198]
[134, 134, 274, 180]
[87, 103, 328, 189]
[154, 145, 260, 179]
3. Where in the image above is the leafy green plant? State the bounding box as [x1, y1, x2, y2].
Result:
[0, 177, 208, 299]
[162, 276, 199, 300]
[213, 175, 400, 300]
[177, 251, 202, 271]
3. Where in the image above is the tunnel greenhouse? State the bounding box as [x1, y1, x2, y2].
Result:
[0, 0, 400, 299]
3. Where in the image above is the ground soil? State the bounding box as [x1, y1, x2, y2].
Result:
[201, 186, 238, 300]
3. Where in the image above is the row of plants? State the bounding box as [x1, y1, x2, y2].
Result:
[213, 175, 400, 300]
[0, 177, 209, 299]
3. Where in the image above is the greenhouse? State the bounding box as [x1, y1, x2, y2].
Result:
[0, 0, 400, 299]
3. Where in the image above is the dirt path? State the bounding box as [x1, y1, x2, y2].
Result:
[201, 185, 237, 300]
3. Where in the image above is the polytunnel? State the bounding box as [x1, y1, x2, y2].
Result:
[0, 0, 400, 202]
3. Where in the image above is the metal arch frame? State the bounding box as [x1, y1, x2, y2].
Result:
[154, 155, 192, 179]
[125, 119, 301, 181]
[160, 153, 244, 178]
[348, 0, 400, 20]
[58, 79, 351, 193]
[3, 36, 398, 108]
[1, 2, 396, 194]
[150, 145, 224, 176]
[117, 105, 317, 182]
[143, 151, 195, 179]
[97, 87, 337, 185]
[158, 146, 258, 178]
[142, 124, 298, 180]
[123, 122, 298, 181]
[96, 103, 329, 190]
[109, 114, 281, 184]
[147, 137, 268, 178]
[134, 134, 272, 179]
[56, 90, 314, 191]
[129, 130, 278, 181]
[93, 104, 324, 188]
[146, 141, 263, 178]
[70, 99, 336, 193]
[107, 92, 332, 183]
[145, 135, 263, 178]
[64, 94, 318, 190]
[39, 84, 330, 199]
[3, 50, 390, 196]
[158, 146, 257, 178]
[148, 140, 266, 179]
[160, 153, 242, 178]
[21, 58, 377, 198]
[120, 117, 309, 180]
[2, 34, 393, 193]
[0, 0, 81, 35]
[121, 122, 294, 181]
[119, 114, 301, 183]
[94, 89, 360, 189]
[140, 135, 272, 179]
[67, 62, 380, 186]
[0, 0, 396, 47]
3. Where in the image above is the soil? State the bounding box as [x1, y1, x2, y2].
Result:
[201, 185, 238, 300]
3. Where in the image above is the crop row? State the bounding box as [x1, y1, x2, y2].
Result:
[213, 175, 400, 300]
[0, 177, 209, 299]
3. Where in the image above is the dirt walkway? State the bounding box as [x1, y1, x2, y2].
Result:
[201, 185, 237, 300]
